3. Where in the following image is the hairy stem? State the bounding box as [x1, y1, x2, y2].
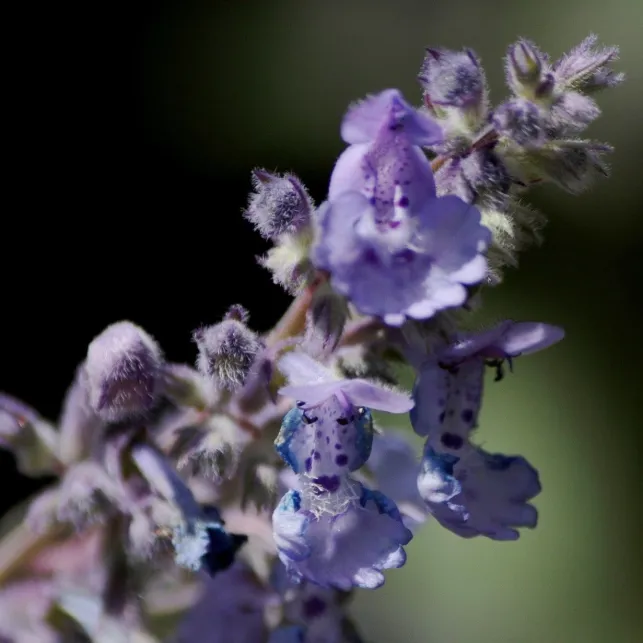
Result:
[0, 520, 68, 585]
[265, 271, 328, 347]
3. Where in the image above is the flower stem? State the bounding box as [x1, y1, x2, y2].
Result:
[265, 271, 328, 347]
[0, 521, 68, 585]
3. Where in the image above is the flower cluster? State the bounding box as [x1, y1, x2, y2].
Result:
[0, 33, 621, 642]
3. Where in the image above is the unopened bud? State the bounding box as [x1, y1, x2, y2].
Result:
[85, 321, 163, 422]
[194, 306, 261, 391]
[304, 281, 349, 358]
[492, 99, 546, 147]
[419, 48, 486, 109]
[508, 40, 544, 85]
[244, 169, 313, 240]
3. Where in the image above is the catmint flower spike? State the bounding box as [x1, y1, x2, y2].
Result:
[85, 321, 164, 422]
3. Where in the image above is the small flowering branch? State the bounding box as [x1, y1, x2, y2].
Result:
[0, 33, 622, 643]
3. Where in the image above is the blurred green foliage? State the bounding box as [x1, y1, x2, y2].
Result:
[139, 1, 643, 640]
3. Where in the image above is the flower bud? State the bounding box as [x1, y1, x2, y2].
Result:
[244, 169, 313, 240]
[419, 48, 487, 112]
[85, 321, 163, 422]
[506, 40, 546, 90]
[492, 99, 546, 147]
[304, 281, 349, 359]
[194, 306, 261, 391]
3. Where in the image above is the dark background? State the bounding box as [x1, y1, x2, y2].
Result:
[2, 1, 642, 641]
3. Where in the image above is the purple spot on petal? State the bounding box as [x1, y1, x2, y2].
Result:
[313, 451, 321, 460]
[441, 432, 464, 449]
[316, 430, 322, 438]
[439, 411, 446, 424]
[312, 475, 340, 492]
[335, 443, 342, 450]
[305, 458, 312, 472]
[302, 596, 327, 619]
[398, 195, 409, 207]
[326, 436, 330, 444]
[335, 454, 349, 467]
[461, 409, 474, 424]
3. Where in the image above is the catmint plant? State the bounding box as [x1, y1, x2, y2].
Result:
[0, 33, 622, 643]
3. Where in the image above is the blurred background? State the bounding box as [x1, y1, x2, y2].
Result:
[2, 0, 642, 641]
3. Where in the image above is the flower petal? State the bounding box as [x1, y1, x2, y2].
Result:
[497, 322, 565, 356]
[340, 89, 443, 146]
[273, 482, 412, 590]
[339, 379, 414, 413]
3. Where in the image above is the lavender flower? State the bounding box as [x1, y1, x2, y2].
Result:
[313, 89, 491, 326]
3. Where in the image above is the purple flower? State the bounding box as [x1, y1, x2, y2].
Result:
[417, 443, 541, 540]
[273, 477, 411, 590]
[312, 89, 491, 326]
[275, 352, 413, 476]
[411, 321, 564, 442]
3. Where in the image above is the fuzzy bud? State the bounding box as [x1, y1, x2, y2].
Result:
[493, 98, 546, 147]
[506, 39, 547, 94]
[244, 169, 313, 240]
[419, 48, 488, 114]
[548, 91, 600, 136]
[521, 140, 612, 194]
[553, 34, 624, 93]
[85, 321, 163, 423]
[460, 149, 512, 209]
[194, 306, 261, 391]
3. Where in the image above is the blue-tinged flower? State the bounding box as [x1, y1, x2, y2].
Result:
[130, 445, 247, 575]
[418, 443, 541, 540]
[312, 89, 490, 326]
[411, 321, 564, 442]
[172, 505, 248, 576]
[275, 352, 413, 475]
[273, 478, 412, 590]
[363, 431, 428, 530]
